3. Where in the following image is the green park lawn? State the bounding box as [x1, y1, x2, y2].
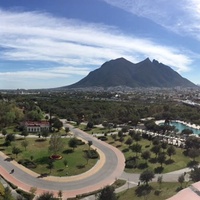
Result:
[117, 182, 188, 200]
[0, 137, 98, 176]
[106, 135, 198, 174]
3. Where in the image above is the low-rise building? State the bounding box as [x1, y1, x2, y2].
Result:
[24, 121, 50, 133]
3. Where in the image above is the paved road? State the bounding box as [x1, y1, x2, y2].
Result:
[0, 124, 125, 199]
[0, 122, 193, 199]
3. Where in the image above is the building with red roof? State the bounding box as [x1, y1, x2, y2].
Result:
[24, 121, 50, 133]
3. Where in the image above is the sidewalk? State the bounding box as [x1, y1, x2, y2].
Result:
[0, 127, 125, 199]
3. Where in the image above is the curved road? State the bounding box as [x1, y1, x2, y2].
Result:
[0, 124, 125, 199]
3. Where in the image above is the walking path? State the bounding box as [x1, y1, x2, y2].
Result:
[0, 124, 125, 199]
[1, 123, 200, 200]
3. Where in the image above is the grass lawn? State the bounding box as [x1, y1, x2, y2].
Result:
[0, 137, 98, 176]
[75, 124, 116, 135]
[117, 182, 189, 200]
[106, 135, 198, 173]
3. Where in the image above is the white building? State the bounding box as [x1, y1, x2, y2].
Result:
[24, 121, 49, 133]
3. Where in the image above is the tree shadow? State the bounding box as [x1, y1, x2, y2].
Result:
[4, 157, 13, 162]
[154, 166, 164, 174]
[109, 141, 114, 144]
[149, 158, 157, 163]
[34, 156, 50, 165]
[35, 139, 46, 142]
[138, 162, 148, 169]
[37, 173, 48, 178]
[165, 158, 174, 165]
[63, 149, 74, 154]
[183, 150, 188, 156]
[122, 148, 129, 153]
[176, 186, 183, 192]
[187, 160, 199, 169]
[16, 138, 24, 141]
[135, 185, 152, 197]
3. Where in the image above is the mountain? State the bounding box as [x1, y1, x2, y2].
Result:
[66, 57, 196, 88]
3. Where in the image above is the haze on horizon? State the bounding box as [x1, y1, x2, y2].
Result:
[0, 0, 200, 89]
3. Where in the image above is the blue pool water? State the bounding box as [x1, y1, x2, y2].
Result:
[165, 121, 200, 135]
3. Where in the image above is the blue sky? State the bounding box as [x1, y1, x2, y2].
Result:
[1, 0, 200, 89]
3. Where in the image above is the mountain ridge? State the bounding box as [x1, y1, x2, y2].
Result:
[65, 57, 196, 89]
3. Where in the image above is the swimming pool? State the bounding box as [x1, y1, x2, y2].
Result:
[162, 121, 200, 135]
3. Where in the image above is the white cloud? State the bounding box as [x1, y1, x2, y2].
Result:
[0, 66, 90, 80]
[0, 6, 194, 84]
[104, 0, 200, 41]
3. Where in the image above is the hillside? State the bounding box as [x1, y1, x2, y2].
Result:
[66, 58, 196, 88]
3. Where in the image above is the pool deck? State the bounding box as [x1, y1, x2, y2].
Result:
[156, 119, 200, 130]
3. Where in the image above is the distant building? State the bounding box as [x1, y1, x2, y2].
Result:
[24, 121, 50, 133]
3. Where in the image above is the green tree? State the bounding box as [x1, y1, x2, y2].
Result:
[51, 118, 63, 131]
[188, 148, 199, 161]
[157, 152, 166, 167]
[3, 187, 14, 200]
[121, 126, 128, 133]
[21, 140, 29, 151]
[178, 174, 185, 188]
[26, 110, 42, 121]
[167, 145, 176, 159]
[86, 121, 94, 129]
[98, 186, 117, 200]
[88, 140, 93, 150]
[181, 129, 193, 136]
[125, 137, 133, 147]
[111, 134, 117, 142]
[4, 111, 16, 127]
[131, 143, 142, 157]
[12, 146, 21, 158]
[141, 150, 151, 164]
[21, 129, 29, 139]
[36, 192, 54, 200]
[2, 128, 7, 137]
[68, 137, 78, 150]
[157, 175, 163, 189]
[41, 129, 49, 140]
[5, 134, 15, 144]
[118, 130, 123, 138]
[190, 167, 200, 182]
[185, 136, 200, 150]
[139, 170, 155, 185]
[151, 145, 161, 158]
[133, 132, 141, 143]
[49, 133, 64, 155]
[161, 142, 168, 152]
[65, 127, 70, 134]
[119, 136, 124, 144]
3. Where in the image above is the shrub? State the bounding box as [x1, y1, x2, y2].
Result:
[86, 150, 99, 159]
[16, 189, 34, 200]
[76, 164, 85, 169]
[76, 139, 85, 145]
[18, 159, 37, 169]
[125, 158, 138, 168]
[98, 136, 108, 141]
